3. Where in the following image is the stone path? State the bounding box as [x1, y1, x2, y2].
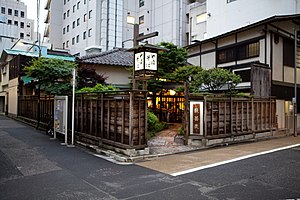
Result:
[147, 124, 202, 155]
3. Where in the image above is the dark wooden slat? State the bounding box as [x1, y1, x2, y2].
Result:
[121, 99, 125, 144]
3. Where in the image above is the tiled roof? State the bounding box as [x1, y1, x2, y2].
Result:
[79, 48, 133, 67]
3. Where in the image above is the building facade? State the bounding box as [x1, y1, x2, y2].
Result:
[187, 14, 300, 130]
[188, 0, 300, 43]
[0, 0, 35, 53]
[45, 0, 192, 56]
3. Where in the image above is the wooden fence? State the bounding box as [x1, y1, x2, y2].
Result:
[18, 95, 54, 125]
[187, 95, 276, 140]
[17, 90, 147, 150]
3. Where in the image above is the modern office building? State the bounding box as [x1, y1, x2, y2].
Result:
[44, 0, 191, 56]
[188, 0, 300, 42]
[0, 0, 35, 53]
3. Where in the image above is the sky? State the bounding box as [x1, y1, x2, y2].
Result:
[21, 0, 47, 35]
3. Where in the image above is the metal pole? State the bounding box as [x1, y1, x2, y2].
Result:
[294, 28, 298, 137]
[71, 68, 76, 145]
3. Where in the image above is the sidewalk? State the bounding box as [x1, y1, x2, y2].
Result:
[137, 136, 300, 175]
[4, 115, 300, 176]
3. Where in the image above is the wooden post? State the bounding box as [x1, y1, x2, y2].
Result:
[114, 99, 117, 142]
[224, 101, 227, 135]
[184, 82, 189, 145]
[121, 99, 125, 144]
[100, 94, 104, 138]
[90, 100, 93, 135]
[129, 91, 134, 147]
[230, 96, 233, 135]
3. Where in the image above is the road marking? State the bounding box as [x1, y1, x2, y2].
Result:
[171, 143, 300, 177]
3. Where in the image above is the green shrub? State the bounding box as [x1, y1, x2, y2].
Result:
[77, 83, 118, 93]
[178, 126, 184, 136]
[147, 111, 168, 139]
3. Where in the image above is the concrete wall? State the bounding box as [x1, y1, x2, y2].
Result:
[95, 65, 130, 85]
[206, 0, 300, 38]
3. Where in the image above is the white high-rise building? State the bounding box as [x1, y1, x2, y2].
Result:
[0, 0, 35, 52]
[45, 0, 190, 56]
[188, 0, 300, 43]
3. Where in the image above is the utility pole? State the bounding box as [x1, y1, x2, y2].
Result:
[294, 27, 299, 137]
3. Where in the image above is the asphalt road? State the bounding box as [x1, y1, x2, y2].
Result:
[0, 116, 300, 200]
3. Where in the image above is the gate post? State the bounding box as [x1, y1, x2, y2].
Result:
[184, 82, 189, 145]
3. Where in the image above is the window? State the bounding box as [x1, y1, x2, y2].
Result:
[26, 33, 30, 37]
[8, 20, 12, 25]
[14, 10, 18, 16]
[139, 0, 144, 7]
[196, 13, 207, 24]
[66, 40, 69, 48]
[89, 10, 92, 19]
[67, 10, 70, 17]
[237, 41, 259, 60]
[72, 37, 75, 45]
[20, 22, 24, 28]
[1, 7, 5, 14]
[63, 42, 65, 49]
[27, 23, 31, 28]
[21, 11, 24, 18]
[283, 38, 294, 67]
[64, 0, 66, 4]
[63, 27, 66, 34]
[73, 5, 76, 12]
[20, 33, 24, 39]
[77, 1, 80, 9]
[227, 0, 237, 3]
[77, 18, 80, 26]
[8, 8, 12, 15]
[233, 68, 251, 82]
[88, 28, 92, 37]
[63, 13, 66, 19]
[84, 14, 87, 22]
[72, 21, 75, 28]
[83, 31, 86, 40]
[217, 40, 260, 64]
[67, 25, 69, 32]
[14, 21, 18, 26]
[76, 35, 79, 43]
[84, 0, 86, 4]
[139, 15, 144, 24]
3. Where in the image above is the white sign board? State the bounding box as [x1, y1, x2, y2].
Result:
[145, 52, 157, 71]
[190, 101, 204, 135]
[134, 52, 144, 71]
[54, 96, 68, 144]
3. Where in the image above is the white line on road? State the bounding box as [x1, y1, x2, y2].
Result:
[171, 143, 300, 177]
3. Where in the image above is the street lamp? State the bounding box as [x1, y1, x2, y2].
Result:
[21, 41, 42, 57]
[20, 41, 42, 129]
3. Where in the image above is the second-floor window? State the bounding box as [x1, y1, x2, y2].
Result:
[8, 8, 12, 15]
[1, 7, 5, 14]
[139, 0, 144, 7]
[21, 11, 24, 18]
[217, 40, 260, 64]
[139, 15, 144, 24]
[283, 38, 294, 67]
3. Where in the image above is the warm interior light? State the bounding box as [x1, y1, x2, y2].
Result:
[127, 16, 135, 24]
[169, 90, 176, 96]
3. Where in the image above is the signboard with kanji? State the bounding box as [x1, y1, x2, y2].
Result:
[190, 101, 204, 135]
